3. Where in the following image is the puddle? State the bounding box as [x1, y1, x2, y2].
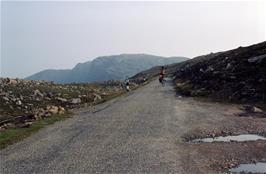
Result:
[191, 134, 266, 143]
[230, 162, 266, 173]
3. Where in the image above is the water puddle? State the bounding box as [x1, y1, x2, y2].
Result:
[230, 162, 266, 173]
[191, 134, 266, 143]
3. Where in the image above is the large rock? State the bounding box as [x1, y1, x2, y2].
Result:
[70, 98, 81, 104]
[16, 100, 22, 106]
[3, 97, 9, 101]
[248, 54, 266, 63]
[34, 89, 44, 97]
[93, 94, 102, 102]
[46, 105, 59, 115]
[58, 106, 65, 114]
[8, 78, 18, 85]
[243, 105, 263, 113]
[57, 97, 68, 102]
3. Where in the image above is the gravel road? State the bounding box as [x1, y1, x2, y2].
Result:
[0, 80, 242, 174]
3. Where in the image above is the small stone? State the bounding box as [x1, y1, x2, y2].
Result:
[229, 76, 236, 79]
[207, 66, 214, 72]
[33, 115, 40, 120]
[45, 97, 51, 100]
[44, 112, 52, 117]
[2, 97, 9, 101]
[16, 100, 22, 105]
[34, 89, 44, 97]
[3, 123, 16, 129]
[17, 123, 30, 128]
[225, 63, 231, 70]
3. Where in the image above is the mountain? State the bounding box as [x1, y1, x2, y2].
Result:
[132, 41, 266, 103]
[26, 54, 189, 83]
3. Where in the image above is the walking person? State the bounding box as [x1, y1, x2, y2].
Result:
[159, 66, 166, 86]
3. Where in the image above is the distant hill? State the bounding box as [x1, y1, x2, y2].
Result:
[26, 54, 189, 83]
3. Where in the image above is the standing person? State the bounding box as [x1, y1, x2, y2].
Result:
[159, 66, 166, 86]
[125, 78, 130, 91]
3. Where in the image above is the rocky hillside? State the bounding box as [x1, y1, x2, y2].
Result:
[132, 42, 266, 103]
[27, 54, 188, 84]
[0, 78, 134, 130]
[174, 41, 266, 103]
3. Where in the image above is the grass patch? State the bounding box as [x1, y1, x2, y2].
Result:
[0, 113, 72, 149]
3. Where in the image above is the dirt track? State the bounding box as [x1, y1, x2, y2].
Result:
[1, 80, 266, 174]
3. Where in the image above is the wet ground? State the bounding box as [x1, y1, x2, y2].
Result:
[191, 134, 266, 143]
[230, 162, 266, 173]
[182, 96, 266, 173]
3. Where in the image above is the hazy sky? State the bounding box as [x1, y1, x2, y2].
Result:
[1, 1, 265, 78]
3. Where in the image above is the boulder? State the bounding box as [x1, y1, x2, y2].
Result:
[58, 106, 65, 114]
[93, 94, 102, 102]
[248, 54, 266, 63]
[57, 97, 68, 102]
[225, 63, 231, 70]
[243, 105, 263, 113]
[16, 100, 22, 105]
[34, 89, 44, 97]
[46, 105, 59, 114]
[33, 108, 45, 116]
[70, 98, 81, 104]
[3, 97, 9, 101]
[254, 107, 263, 113]
[8, 79, 18, 85]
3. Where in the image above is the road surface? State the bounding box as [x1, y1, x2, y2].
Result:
[0, 80, 235, 174]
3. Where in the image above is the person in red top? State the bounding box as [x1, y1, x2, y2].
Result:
[159, 66, 166, 86]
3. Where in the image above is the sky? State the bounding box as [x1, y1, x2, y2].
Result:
[1, 1, 265, 78]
